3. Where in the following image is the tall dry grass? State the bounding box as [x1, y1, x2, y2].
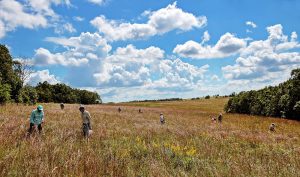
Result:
[0, 98, 299, 176]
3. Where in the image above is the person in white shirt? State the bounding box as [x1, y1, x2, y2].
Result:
[79, 105, 92, 138]
[160, 113, 165, 124]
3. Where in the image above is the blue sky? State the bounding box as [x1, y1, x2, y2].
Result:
[1, 0, 300, 102]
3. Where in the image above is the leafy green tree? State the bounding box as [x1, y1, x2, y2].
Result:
[52, 83, 78, 103]
[76, 90, 100, 104]
[18, 86, 38, 105]
[0, 44, 22, 101]
[225, 68, 300, 120]
[291, 68, 300, 80]
[0, 45, 14, 83]
[288, 69, 300, 118]
[293, 101, 300, 114]
[1, 45, 102, 105]
[278, 94, 291, 113]
[35, 82, 100, 104]
[0, 82, 11, 104]
[36, 81, 54, 103]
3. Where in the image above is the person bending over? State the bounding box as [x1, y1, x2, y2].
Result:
[28, 105, 44, 135]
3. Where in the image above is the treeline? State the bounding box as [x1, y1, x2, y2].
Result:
[0, 44, 101, 105]
[191, 94, 232, 100]
[225, 68, 300, 120]
[129, 98, 183, 103]
[35, 82, 101, 104]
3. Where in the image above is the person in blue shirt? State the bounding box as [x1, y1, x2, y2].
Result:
[28, 105, 45, 134]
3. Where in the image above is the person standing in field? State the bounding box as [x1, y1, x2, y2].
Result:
[60, 103, 65, 110]
[118, 107, 122, 113]
[28, 105, 44, 135]
[160, 113, 165, 124]
[218, 113, 223, 123]
[280, 111, 286, 118]
[269, 123, 276, 132]
[79, 105, 92, 139]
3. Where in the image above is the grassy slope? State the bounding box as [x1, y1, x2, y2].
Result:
[0, 98, 299, 176]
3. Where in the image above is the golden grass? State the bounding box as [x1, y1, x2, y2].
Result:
[0, 98, 299, 176]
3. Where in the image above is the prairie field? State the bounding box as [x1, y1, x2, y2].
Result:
[0, 98, 299, 177]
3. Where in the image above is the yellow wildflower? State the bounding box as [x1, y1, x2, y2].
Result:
[186, 148, 196, 156]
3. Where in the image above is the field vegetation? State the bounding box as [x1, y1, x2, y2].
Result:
[0, 98, 299, 176]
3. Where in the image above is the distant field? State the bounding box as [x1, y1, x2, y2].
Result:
[0, 98, 299, 176]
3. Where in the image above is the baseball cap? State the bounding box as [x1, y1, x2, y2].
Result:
[37, 105, 43, 111]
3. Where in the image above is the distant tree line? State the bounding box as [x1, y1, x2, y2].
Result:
[191, 94, 231, 100]
[35, 81, 101, 104]
[129, 98, 183, 103]
[225, 68, 300, 120]
[0, 44, 101, 105]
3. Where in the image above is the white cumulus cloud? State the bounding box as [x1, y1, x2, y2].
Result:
[27, 0, 71, 18]
[90, 2, 207, 41]
[54, 22, 77, 34]
[201, 31, 210, 44]
[222, 24, 300, 86]
[0, 0, 75, 38]
[173, 32, 247, 59]
[26, 69, 60, 86]
[0, 0, 47, 35]
[0, 20, 5, 38]
[92, 44, 210, 93]
[93, 44, 164, 87]
[34, 32, 111, 66]
[147, 2, 207, 34]
[148, 59, 209, 91]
